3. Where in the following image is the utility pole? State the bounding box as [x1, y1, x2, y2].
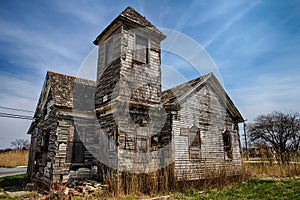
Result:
[243, 120, 248, 160]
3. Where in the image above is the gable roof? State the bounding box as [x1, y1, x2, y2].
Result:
[33, 71, 96, 117]
[162, 73, 244, 123]
[162, 73, 211, 106]
[93, 6, 166, 44]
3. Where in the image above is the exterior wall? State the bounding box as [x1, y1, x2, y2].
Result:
[29, 109, 102, 187]
[95, 27, 122, 107]
[29, 108, 59, 186]
[172, 84, 242, 180]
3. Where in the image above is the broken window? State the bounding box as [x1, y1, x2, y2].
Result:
[222, 129, 233, 160]
[151, 135, 159, 151]
[134, 35, 149, 64]
[105, 37, 113, 66]
[189, 125, 201, 160]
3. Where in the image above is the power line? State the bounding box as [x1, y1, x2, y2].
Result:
[0, 106, 34, 113]
[0, 112, 33, 120]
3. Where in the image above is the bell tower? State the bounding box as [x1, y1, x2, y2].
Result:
[93, 6, 166, 173]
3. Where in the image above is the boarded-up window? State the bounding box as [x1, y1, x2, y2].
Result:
[105, 38, 113, 66]
[134, 35, 149, 63]
[189, 125, 201, 160]
[125, 133, 135, 151]
[222, 129, 233, 160]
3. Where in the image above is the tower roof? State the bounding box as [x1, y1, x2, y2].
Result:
[93, 6, 165, 44]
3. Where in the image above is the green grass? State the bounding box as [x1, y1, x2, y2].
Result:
[175, 178, 300, 199]
[0, 174, 32, 200]
[0, 174, 27, 188]
[0, 174, 299, 199]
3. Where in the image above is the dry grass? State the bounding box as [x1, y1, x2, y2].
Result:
[243, 161, 300, 178]
[0, 150, 29, 168]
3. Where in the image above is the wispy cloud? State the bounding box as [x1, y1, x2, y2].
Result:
[203, 0, 261, 48]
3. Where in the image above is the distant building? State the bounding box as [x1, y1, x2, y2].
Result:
[27, 7, 244, 189]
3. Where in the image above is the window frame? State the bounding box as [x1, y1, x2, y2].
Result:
[105, 37, 114, 66]
[222, 129, 233, 160]
[133, 34, 149, 64]
[188, 126, 202, 160]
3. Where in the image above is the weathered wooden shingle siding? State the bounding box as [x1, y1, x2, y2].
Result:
[119, 25, 162, 105]
[95, 27, 122, 107]
[173, 84, 242, 180]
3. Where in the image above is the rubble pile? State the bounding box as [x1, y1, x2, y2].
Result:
[51, 180, 108, 199]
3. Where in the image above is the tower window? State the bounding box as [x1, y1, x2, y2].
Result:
[134, 35, 149, 64]
[105, 38, 113, 66]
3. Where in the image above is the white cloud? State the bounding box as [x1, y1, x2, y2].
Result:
[229, 74, 300, 121]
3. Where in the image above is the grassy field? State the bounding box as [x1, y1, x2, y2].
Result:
[173, 178, 300, 199]
[0, 150, 28, 168]
[0, 176, 299, 200]
[0, 152, 299, 199]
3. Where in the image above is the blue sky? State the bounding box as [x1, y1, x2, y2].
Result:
[0, 0, 300, 149]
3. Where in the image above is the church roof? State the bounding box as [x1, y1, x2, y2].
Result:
[162, 73, 211, 106]
[119, 6, 163, 34]
[93, 6, 165, 44]
[162, 73, 244, 123]
[45, 71, 96, 109]
[32, 71, 96, 120]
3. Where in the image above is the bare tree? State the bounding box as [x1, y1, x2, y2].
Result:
[10, 139, 30, 150]
[248, 111, 300, 164]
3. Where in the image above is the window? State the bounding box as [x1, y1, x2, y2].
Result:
[105, 38, 113, 66]
[41, 130, 50, 152]
[222, 129, 233, 160]
[189, 125, 201, 160]
[136, 136, 150, 162]
[136, 137, 148, 153]
[66, 127, 86, 163]
[180, 128, 189, 136]
[151, 135, 159, 151]
[108, 134, 114, 150]
[125, 134, 135, 151]
[134, 35, 149, 63]
[108, 129, 117, 151]
[103, 94, 108, 103]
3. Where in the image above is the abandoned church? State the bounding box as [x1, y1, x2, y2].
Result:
[27, 7, 244, 190]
